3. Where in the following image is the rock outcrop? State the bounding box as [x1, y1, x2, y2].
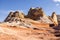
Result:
[57, 15, 60, 24]
[4, 12, 14, 22]
[4, 7, 59, 27]
[27, 7, 45, 20]
[51, 12, 58, 26]
[27, 7, 53, 24]
[0, 7, 60, 40]
[4, 11, 25, 22]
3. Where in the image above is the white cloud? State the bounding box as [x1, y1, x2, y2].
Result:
[53, 0, 60, 2]
[56, 3, 60, 6]
[53, 0, 60, 6]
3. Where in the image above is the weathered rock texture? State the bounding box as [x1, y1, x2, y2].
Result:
[0, 7, 60, 40]
[27, 7, 53, 24]
[57, 15, 60, 24]
[4, 7, 59, 27]
[0, 22, 59, 40]
[27, 7, 44, 19]
[27, 7, 47, 19]
[4, 11, 24, 22]
[51, 12, 58, 26]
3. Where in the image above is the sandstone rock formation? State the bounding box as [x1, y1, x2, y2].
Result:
[0, 22, 59, 40]
[48, 16, 55, 26]
[27, 7, 53, 24]
[4, 7, 59, 27]
[4, 12, 14, 22]
[51, 12, 58, 26]
[27, 7, 45, 20]
[57, 15, 60, 24]
[4, 11, 25, 22]
[0, 7, 60, 40]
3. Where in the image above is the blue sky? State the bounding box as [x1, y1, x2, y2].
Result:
[0, 0, 60, 21]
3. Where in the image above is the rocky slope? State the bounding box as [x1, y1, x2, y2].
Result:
[57, 15, 60, 24]
[0, 22, 60, 40]
[0, 7, 60, 40]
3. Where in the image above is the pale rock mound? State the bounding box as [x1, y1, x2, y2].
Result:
[51, 12, 58, 26]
